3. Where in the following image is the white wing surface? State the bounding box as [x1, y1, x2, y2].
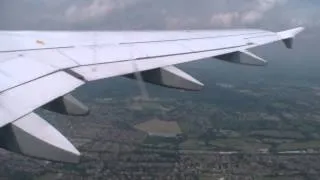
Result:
[0, 27, 304, 163]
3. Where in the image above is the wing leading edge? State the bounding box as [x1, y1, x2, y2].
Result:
[0, 27, 304, 163]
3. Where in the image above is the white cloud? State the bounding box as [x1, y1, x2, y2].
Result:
[1, 0, 318, 30]
[241, 0, 287, 24]
[65, 0, 140, 23]
[63, 0, 291, 27]
[210, 0, 288, 26]
[210, 12, 240, 27]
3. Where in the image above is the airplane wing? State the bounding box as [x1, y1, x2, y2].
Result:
[0, 27, 304, 163]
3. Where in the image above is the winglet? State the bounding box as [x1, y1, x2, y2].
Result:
[277, 27, 305, 49]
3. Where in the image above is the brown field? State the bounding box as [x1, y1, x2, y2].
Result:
[134, 119, 182, 135]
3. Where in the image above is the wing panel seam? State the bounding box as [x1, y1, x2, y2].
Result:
[119, 32, 267, 44]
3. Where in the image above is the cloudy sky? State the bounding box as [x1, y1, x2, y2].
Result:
[0, 0, 319, 31]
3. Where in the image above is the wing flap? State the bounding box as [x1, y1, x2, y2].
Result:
[59, 31, 269, 66]
[0, 71, 84, 127]
[70, 45, 245, 82]
[0, 56, 57, 92]
[0, 51, 79, 92]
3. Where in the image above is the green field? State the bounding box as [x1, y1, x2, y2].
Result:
[277, 140, 320, 151]
[180, 138, 270, 152]
[250, 130, 305, 139]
